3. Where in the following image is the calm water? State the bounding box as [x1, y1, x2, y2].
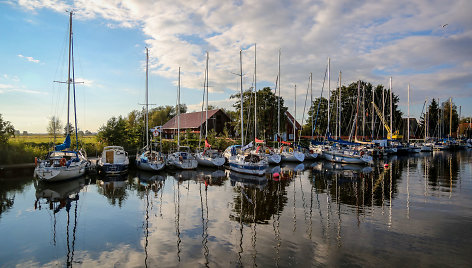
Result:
[1, 151, 471, 267]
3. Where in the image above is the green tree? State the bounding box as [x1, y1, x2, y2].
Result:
[0, 114, 15, 144]
[97, 116, 130, 148]
[231, 87, 288, 142]
[440, 99, 459, 137]
[419, 98, 439, 138]
[47, 116, 63, 142]
[63, 122, 74, 136]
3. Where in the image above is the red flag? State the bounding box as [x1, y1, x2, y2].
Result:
[205, 138, 211, 148]
[256, 145, 261, 153]
[255, 138, 264, 143]
[281, 141, 291, 145]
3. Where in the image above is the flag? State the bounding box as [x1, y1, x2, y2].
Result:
[281, 141, 291, 145]
[205, 137, 211, 148]
[255, 138, 264, 143]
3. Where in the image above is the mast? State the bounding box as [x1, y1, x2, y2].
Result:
[355, 81, 360, 141]
[338, 71, 342, 139]
[254, 43, 257, 141]
[310, 73, 314, 139]
[205, 52, 209, 137]
[177, 67, 181, 148]
[425, 98, 428, 141]
[294, 84, 296, 144]
[372, 84, 375, 140]
[277, 49, 281, 144]
[362, 85, 365, 140]
[407, 83, 410, 144]
[327, 57, 330, 136]
[66, 11, 72, 136]
[449, 97, 452, 137]
[389, 77, 393, 139]
[145, 47, 149, 149]
[382, 83, 385, 138]
[240, 49, 244, 146]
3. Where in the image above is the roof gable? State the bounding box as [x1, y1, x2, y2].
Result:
[162, 109, 223, 129]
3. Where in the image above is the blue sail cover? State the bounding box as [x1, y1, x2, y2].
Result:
[55, 134, 71, 151]
[327, 135, 360, 146]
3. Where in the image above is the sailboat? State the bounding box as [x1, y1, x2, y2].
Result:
[195, 52, 225, 167]
[136, 48, 166, 172]
[228, 49, 268, 176]
[34, 12, 88, 182]
[250, 44, 281, 165]
[167, 67, 199, 170]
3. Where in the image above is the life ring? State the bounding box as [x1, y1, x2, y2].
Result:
[34, 157, 38, 167]
[266, 149, 270, 154]
[360, 151, 364, 156]
[60, 158, 66, 166]
[289, 148, 293, 153]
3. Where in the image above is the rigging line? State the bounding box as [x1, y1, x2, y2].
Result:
[313, 63, 328, 137]
[299, 74, 311, 143]
[198, 61, 207, 150]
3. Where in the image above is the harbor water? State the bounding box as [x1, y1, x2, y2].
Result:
[1, 150, 471, 267]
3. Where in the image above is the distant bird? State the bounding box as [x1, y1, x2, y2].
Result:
[442, 24, 448, 28]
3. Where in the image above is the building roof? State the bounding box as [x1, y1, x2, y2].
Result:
[162, 109, 221, 130]
[284, 111, 302, 130]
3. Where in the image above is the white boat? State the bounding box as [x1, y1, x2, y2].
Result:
[303, 148, 318, 161]
[420, 143, 433, 152]
[228, 152, 268, 176]
[35, 150, 88, 182]
[168, 146, 198, 170]
[408, 144, 421, 153]
[97, 146, 129, 175]
[136, 48, 166, 172]
[194, 53, 225, 168]
[323, 145, 373, 165]
[279, 145, 305, 162]
[34, 12, 88, 182]
[195, 149, 225, 167]
[228, 50, 268, 176]
[252, 143, 281, 164]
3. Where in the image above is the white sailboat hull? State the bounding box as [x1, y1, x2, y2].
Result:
[195, 152, 225, 167]
[324, 151, 373, 165]
[228, 155, 268, 176]
[35, 161, 87, 182]
[281, 151, 305, 162]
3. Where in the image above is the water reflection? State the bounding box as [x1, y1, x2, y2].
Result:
[0, 151, 471, 267]
[34, 178, 86, 267]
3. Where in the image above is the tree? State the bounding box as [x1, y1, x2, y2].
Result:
[419, 98, 439, 138]
[64, 123, 74, 136]
[47, 116, 63, 142]
[440, 99, 459, 137]
[0, 114, 15, 144]
[97, 116, 129, 148]
[231, 87, 288, 142]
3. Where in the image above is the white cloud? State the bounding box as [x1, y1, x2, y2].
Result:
[18, 54, 40, 63]
[15, 0, 472, 115]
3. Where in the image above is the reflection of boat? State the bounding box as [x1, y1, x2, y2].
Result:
[322, 162, 373, 173]
[229, 171, 268, 189]
[281, 162, 305, 172]
[97, 146, 129, 175]
[35, 177, 86, 203]
[136, 171, 165, 185]
[170, 169, 198, 181]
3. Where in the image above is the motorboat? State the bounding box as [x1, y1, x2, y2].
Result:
[97, 146, 129, 175]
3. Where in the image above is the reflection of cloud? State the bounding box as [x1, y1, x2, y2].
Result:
[18, 54, 40, 63]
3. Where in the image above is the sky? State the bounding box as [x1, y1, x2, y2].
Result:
[1, 0, 471, 133]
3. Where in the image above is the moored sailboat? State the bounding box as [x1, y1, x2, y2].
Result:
[34, 12, 88, 182]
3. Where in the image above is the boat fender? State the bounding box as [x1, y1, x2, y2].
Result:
[266, 149, 270, 154]
[60, 158, 66, 166]
[35, 157, 38, 167]
[289, 148, 293, 153]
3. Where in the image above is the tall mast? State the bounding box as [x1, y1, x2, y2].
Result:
[425, 98, 428, 141]
[277, 49, 281, 143]
[66, 11, 73, 136]
[355, 81, 360, 141]
[254, 43, 257, 141]
[145, 47, 149, 149]
[449, 97, 452, 137]
[310, 72, 314, 139]
[327, 57, 330, 136]
[294, 84, 296, 143]
[362, 85, 365, 140]
[240, 49, 244, 146]
[389, 77, 393, 139]
[408, 83, 410, 143]
[205, 52, 209, 137]
[177, 67, 181, 148]
[372, 84, 375, 140]
[382, 84, 385, 138]
[338, 71, 342, 139]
